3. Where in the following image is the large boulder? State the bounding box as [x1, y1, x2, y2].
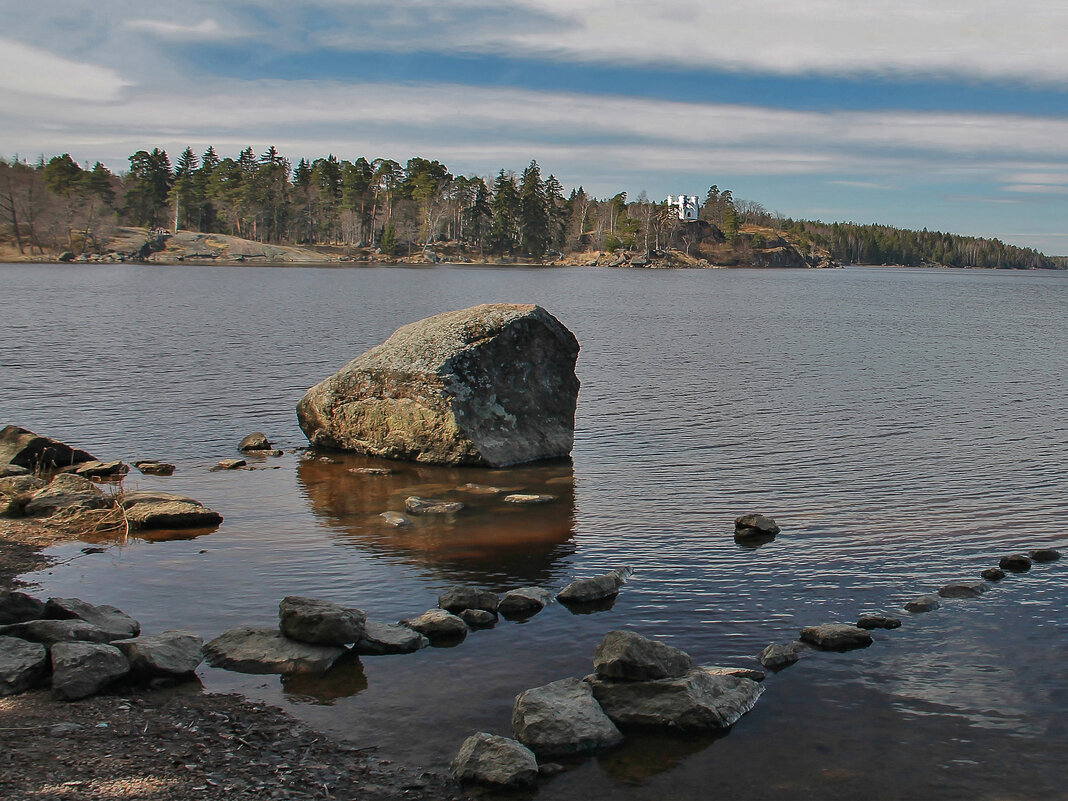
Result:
[0, 636, 49, 696]
[45, 598, 140, 640]
[203, 626, 346, 674]
[51, 642, 129, 700]
[120, 491, 223, 529]
[354, 621, 429, 655]
[593, 630, 693, 681]
[278, 596, 366, 645]
[512, 677, 622, 756]
[0, 426, 96, 472]
[557, 567, 632, 605]
[112, 630, 203, 677]
[23, 473, 111, 517]
[451, 732, 539, 788]
[0, 591, 46, 625]
[585, 668, 764, 729]
[296, 304, 580, 467]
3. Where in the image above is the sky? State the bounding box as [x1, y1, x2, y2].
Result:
[2, 0, 1068, 253]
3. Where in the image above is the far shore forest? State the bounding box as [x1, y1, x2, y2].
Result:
[0, 146, 1060, 269]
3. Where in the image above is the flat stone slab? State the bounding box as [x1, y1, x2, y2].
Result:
[204, 626, 346, 674]
[586, 667, 765, 730]
[705, 666, 766, 682]
[354, 621, 429, 655]
[451, 732, 538, 788]
[211, 459, 247, 471]
[0, 619, 116, 648]
[73, 460, 129, 478]
[112, 630, 203, 677]
[0, 636, 48, 696]
[800, 624, 873, 651]
[938, 581, 989, 599]
[502, 494, 556, 505]
[120, 491, 223, 529]
[593, 630, 693, 681]
[512, 677, 622, 756]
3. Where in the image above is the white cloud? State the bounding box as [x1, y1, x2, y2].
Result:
[124, 18, 224, 39]
[0, 38, 130, 101]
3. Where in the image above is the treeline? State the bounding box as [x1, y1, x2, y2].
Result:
[0, 145, 1060, 269]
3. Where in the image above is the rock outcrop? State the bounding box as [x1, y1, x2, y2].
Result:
[22, 474, 111, 517]
[297, 304, 580, 467]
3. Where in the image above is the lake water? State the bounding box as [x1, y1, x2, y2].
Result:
[2, 263, 1067, 799]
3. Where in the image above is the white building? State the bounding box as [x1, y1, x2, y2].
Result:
[666, 195, 700, 221]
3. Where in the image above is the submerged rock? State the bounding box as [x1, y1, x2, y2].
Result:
[937, 581, 989, 599]
[503, 494, 556, 505]
[0, 425, 96, 472]
[354, 621, 429, 655]
[512, 677, 622, 756]
[799, 624, 872, 651]
[593, 630, 693, 682]
[296, 304, 580, 467]
[451, 732, 539, 788]
[405, 496, 464, 515]
[557, 567, 633, 605]
[1029, 548, 1061, 563]
[856, 615, 902, 630]
[378, 511, 411, 527]
[999, 554, 1032, 572]
[904, 595, 941, 613]
[51, 642, 129, 700]
[585, 668, 764, 729]
[203, 626, 346, 674]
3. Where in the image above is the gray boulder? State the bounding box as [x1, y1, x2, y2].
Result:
[512, 677, 622, 756]
[238, 432, 272, 451]
[586, 668, 764, 729]
[904, 595, 941, 613]
[451, 732, 539, 788]
[51, 642, 129, 700]
[399, 609, 467, 642]
[203, 626, 346, 674]
[758, 641, 806, 669]
[438, 587, 500, 614]
[799, 624, 873, 651]
[0, 591, 46, 625]
[557, 567, 632, 605]
[459, 609, 497, 628]
[593, 630, 693, 681]
[405, 496, 464, 515]
[23, 473, 111, 517]
[354, 621, 429, 655]
[938, 581, 989, 599]
[0, 619, 115, 648]
[120, 491, 223, 529]
[0, 425, 96, 472]
[296, 304, 580, 467]
[279, 596, 366, 645]
[856, 615, 902, 630]
[999, 554, 1032, 572]
[0, 636, 49, 696]
[45, 597, 140, 640]
[734, 514, 781, 540]
[497, 587, 553, 618]
[112, 630, 203, 677]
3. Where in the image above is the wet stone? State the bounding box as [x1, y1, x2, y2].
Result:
[1029, 548, 1061, 563]
[938, 581, 989, 599]
[904, 595, 941, 613]
[404, 496, 464, 515]
[758, 641, 805, 670]
[799, 624, 873, 651]
[999, 554, 1033, 572]
[981, 567, 1006, 581]
[856, 615, 902, 630]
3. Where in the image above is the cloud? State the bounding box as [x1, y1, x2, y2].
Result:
[0, 37, 130, 101]
[125, 18, 224, 39]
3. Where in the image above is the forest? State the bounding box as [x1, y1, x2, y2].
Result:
[0, 145, 1060, 270]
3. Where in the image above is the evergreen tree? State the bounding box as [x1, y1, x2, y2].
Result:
[487, 170, 519, 255]
[519, 160, 550, 256]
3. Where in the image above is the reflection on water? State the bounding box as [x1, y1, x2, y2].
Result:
[282, 651, 368, 705]
[594, 729, 727, 783]
[297, 453, 577, 587]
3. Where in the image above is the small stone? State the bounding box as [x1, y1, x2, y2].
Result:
[460, 484, 504, 494]
[379, 511, 410, 527]
[1029, 548, 1061, 563]
[497, 587, 554, 618]
[981, 567, 1006, 581]
[503, 494, 555, 505]
[856, 615, 902, 630]
[734, 514, 781, 540]
[459, 609, 497, 628]
[405, 497, 464, 515]
[438, 587, 500, 614]
[557, 567, 632, 605]
[354, 621, 429, 655]
[799, 624, 873, 651]
[704, 666, 766, 681]
[134, 461, 176, 476]
[758, 641, 805, 670]
[904, 595, 941, 613]
[350, 467, 394, 475]
[938, 581, 989, 599]
[999, 554, 1032, 572]
[212, 459, 247, 471]
[49, 722, 85, 735]
[399, 609, 467, 643]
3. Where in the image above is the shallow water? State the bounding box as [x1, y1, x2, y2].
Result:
[3, 263, 1066, 799]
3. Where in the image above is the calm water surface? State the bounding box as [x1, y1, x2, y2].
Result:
[2, 263, 1066, 800]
